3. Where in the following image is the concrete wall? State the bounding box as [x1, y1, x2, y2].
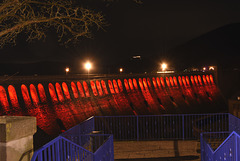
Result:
[0, 116, 36, 161]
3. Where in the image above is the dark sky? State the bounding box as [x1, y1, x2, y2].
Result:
[1, 0, 240, 74]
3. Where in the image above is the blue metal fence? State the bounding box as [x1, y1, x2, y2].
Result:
[32, 113, 240, 161]
[94, 113, 229, 140]
[200, 114, 240, 161]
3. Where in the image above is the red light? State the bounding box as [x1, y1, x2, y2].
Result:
[83, 81, 90, 97]
[77, 82, 85, 97]
[71, 82, 79, 98]
[90, 81, 98, 96]
[55, 83, 65, 102]
[62, 82, 71, 100]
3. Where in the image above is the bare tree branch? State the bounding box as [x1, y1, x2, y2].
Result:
[0, 0, 106, 47]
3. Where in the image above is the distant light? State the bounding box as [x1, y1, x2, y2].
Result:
[238, 96, 240, 101]
[85, 62, 92, 70]
[65, 67, 69, 72]
[161, 63, 167, 71]
[157, 71, 174, 74]
[203, 67, 206, 71]
[132, 55, 141, 59]
[119, 68, 123, 73]
[209, 66, 215, 70]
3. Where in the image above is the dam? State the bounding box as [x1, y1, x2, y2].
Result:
[0, 73, 226, 136]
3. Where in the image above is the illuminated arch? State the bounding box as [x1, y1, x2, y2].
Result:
[198, 75, 203, 85]
[210, 75, 214, 84]
[202, 75, 207, 85]
[152, 77, 157, 88]
[124, 79, 130, 91]
[133, 79, 138, 90]
[30, 84, 40, 105]
[178, 76, 183, 86]
[38, 83, 47, 103]
[173, 76, 178, 87]
[117, 79, 124, 92]
[147, 78, 152, 88]
[8, 85, 19, 108]
[0, 86, 10, 112]
[138, 78, 144, 90]
[48, 83, 58, 103]
[194, 75, 199, 85]
[165, 77, 171, 87]
[90, 81, 98, 96]
[96, 81, 104, 96]
[108, 80, 115, 94]
[71, 82, 79, 99]
[128, 79, 134, 90]
[206, 75, 210, 85]
[190, 76, 195, 85]
[143, 78, 148, 89]
[169, 77, 174, 87]
[113, 79, 119, 93]
[182, 76, 187, 87]
[160, 77, 165, 87]
[77, 82, 85, 97]
[55, 83, 65, 102]
[62, 82, 71, 100]
[21, 84, 32, 107]
[156, 77, 161, 88]
[83, 81, 90, 97]
[101, 80, 109, 95]
[186, 76, 190, 86]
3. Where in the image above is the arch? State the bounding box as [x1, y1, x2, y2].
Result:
[165, 77, 171, 87]
[152, 77, 157, 88]
[198, 75, 203, 85]
[55, 83, 65, 102]
[124, 79, 130, 91]
[117, 79, 124, 92]
[138, 78, 144, 90]
[90, 81, 98, 96]
[147, 78, 152, 88]
[160, 77, 165, 87]
[62, 82, 71, 100]
[143, 78, 148, 89]
[8, 85, 19, 108]
[30, 84, 40, 105]
[48, 83, 58, 103]
[182, 76, 187, 87]
[83, 81, 90, 97]
[202, 75, 207, 85]
[77, 82, 85, 97]
[108, 80, 115, 94]
[169, 77, 174, 87]
[128, 79, 134, 90]
[186, 76, 190, 86]
[101, 80, 109, 95]
[194, 75, 199, 85]
[190, 76, 195, 85]
[113, 80, 120, 93]
[173, 76, 178, 87]
[178, 76, 183, 86]
[21, 84, 32, 107]
[133, 79, 138, 90]
[206, 75, 210, 85]
[71, 82, 79, 98]
[0, 86, 10, 111]
[210, 75, 214, 84]
[156, 77, 161, 88]
[96, 81, 104, 96]
[38, 83, 47, 103]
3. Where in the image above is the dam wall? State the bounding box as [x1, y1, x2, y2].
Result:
[0, 73, 225, 136]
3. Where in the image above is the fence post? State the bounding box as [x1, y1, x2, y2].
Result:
[137, 116, 139, 141]
[182, 115, 185, 140]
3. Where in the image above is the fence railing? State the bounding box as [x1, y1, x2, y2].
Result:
[94, 113, 229, 140]
[31, 136, 94, 161]
[200, 114, 240, 161]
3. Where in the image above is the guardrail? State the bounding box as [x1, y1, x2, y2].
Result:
[94, 113, 229, 140]
[200, 114, 240, 161]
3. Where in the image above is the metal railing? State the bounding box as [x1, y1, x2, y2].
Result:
[200, 114, 240, 161]
[94, 113, 229, 140]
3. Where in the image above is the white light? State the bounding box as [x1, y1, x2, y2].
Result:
[161, 63, 167, 71]
[65, 67, 69, 72]
[85, 62, 92, 70]
[209, 66, 214, 70]
[119, 68, 123, 73]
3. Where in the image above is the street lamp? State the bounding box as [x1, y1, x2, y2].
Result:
[65, 67, 69, 75]
[161, 63, 167, 72]
[119, 68, 123, 74]
[85, 62, 92, 77]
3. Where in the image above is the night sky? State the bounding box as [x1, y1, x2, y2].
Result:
[1, 0, 240, 75]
